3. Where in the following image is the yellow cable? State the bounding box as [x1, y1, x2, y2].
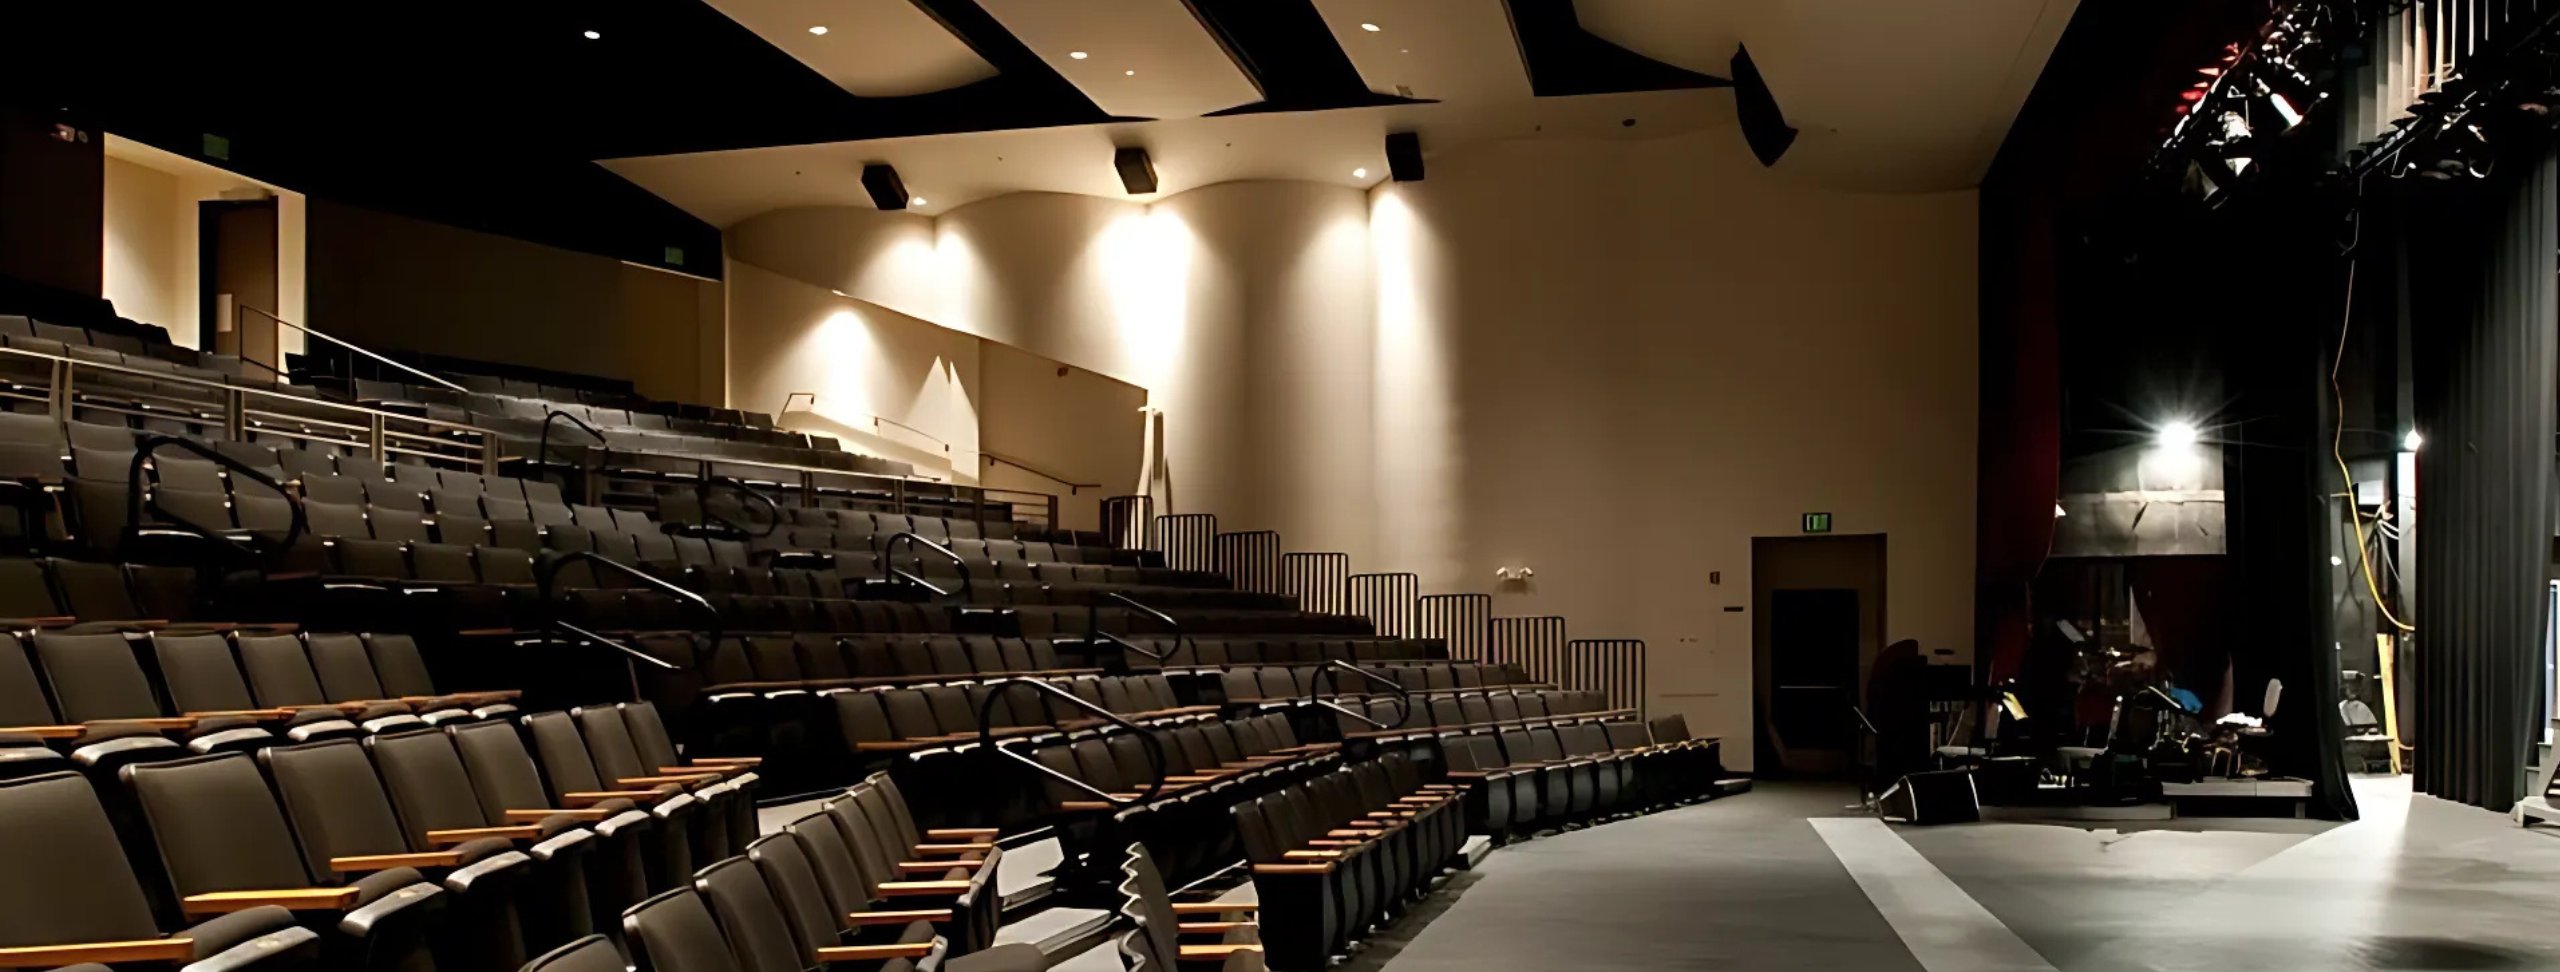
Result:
[2329, 258, 2416, 632]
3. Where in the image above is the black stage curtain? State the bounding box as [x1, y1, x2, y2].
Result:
[2221, 188, 2362, 822]
[2408, 138, 2558, 811]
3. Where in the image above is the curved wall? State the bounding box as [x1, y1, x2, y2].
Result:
[724, 132, 1978, 766]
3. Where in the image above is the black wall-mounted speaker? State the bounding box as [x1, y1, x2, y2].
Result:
[1386, 131, 1424, 182]
[1730, 44, 1797, 167]
[1115, 147, 1159, 195]
[861, 163, 909, 211]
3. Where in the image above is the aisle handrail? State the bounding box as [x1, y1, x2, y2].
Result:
[240, 306, 468, 393]
[1309, 660, 1412, 729]
[878, 532, 971, 599]
[125, 433, 307, 561]
[975, 677, 1166, 805]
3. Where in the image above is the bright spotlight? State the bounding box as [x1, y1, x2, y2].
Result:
[2403, 429, 2423, 452]
[2156, 420, 2200, 450]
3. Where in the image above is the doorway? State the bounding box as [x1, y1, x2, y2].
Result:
[199, 198, 278, 370]
[1752, 534, 1887, 778]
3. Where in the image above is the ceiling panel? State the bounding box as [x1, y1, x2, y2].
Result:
[1310, 0, 1532, 103]
[604, 88, 1729, 226]
[978, 0, 1263, 119]
[699, 0, 996, 97]
[1574, 0, 2077, 189]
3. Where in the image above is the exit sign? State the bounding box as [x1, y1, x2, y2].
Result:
[1802, 512, 1832, 534]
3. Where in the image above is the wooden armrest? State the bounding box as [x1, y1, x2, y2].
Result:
[1059, 801, 1119, 812]
[565, 790, 663, 806]
[506, 807, 611, 822]
[330, 850, 463, 873]
[1443, 771, 1489, 779]
[425, 825, 544, 845]
[183, 708, 295, 720]
[0, 724, 81, 739]
[1169, 902, 1258, 915]
[925, 828, 999, 839]
[845, 909, 951, 926]
[687, 755, 762, 765]
[895, 860, 979, 873]
[1327, 828, 1383, 838]
[1178, 921, 1256, 934]
[97, 716, 196, 731]
[662, 763, 745, 777]
[0, 938, 195, 967]
[1307, 839, 1363, 847]
[913, 843, 994, 854]
[618, 774, 721, 786]
[1179, 943, 1264, 959]
[878, 880, 973, 897]
[1163, 775, 1219, 783]
[182, 887, 362, 915]
[815, 943, 938, 963]
[854, 741, 926, 752]
[1281, 849, 1342, 860]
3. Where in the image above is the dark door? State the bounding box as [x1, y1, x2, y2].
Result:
[199, 198, 278, 368]
[1768, 589, 1861, 775]
[1752, 534, 1888, 778]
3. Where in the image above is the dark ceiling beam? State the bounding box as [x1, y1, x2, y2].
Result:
[1500, 0, 1730, 97]
[1181, 0, 1430, 115]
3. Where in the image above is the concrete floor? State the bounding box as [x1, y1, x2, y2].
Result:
[1378, 777, 2560, 971]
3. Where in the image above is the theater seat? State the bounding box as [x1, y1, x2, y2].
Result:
[0, 770, 322, 971]
[523, 934, 627, 972]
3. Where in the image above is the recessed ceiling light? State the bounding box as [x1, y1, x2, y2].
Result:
[1352, 167, 1368, 179]
[581, 29, 601, 39]
[1070, 51, 1089, 59]
[1360, 22, 1382, 31]
[911, 196, 927, 206]
[808, 25, 828, 35]
[1124, 69, 1136, 76]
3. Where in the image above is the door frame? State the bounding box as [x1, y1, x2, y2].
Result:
[1751, 533, 1888, 778]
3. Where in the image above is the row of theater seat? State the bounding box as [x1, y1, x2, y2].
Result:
[0, 696, 779, 971]
[1204, 663, 1529, 707]
[1231, 754, 1465, 971]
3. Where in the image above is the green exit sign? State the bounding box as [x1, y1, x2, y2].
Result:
[201, 133, 231, 160]
[1802, 512, 1832, 534]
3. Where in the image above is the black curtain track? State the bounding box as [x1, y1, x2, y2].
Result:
[2409, 135, 2559, 812]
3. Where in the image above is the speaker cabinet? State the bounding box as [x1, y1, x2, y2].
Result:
[1886, 768, 1981, 825]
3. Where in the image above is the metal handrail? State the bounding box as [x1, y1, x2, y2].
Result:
[699, 474, 781, 539]
[1092, 629, 1165, 662]
[888, 567, 948, 598]
[975, 677, 1166, 805]
[125, 434, 307, 562]
[549, 619, 683, 672]
[240, 306, 468, 393]
[878, 532, 971, 599]
[534, 549, 725, 655]
[0, 344, 496, 469]
[538, 409, 608, 470]
[979, 453, 1099, 494]
[1096, 592, 1190, 664]
[1309, 660, 1413, 730]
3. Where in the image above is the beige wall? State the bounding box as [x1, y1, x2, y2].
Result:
[98, 143, 306, 349]
[726, 259, 982, 481]
[979, 341, 1148, 532]
[306, 199, 722, 402]
[722, 131, 1978, 768]
[101, 155, 182, 330]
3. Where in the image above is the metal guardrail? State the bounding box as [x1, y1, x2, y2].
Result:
[533, 550, 722, 685]
[975, 677, 1167, 806]
[699, 474, 783, 539]
[0, 344, 496, 472]
[1097, 592, 1190, 662]
[241, 306, 468, 394]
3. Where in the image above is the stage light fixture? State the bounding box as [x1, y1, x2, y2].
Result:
[1115, 146, 1159, 195]
[861, 163, 909, 210]
[1070, 50, 1089, 59]
[2156, 420, 2200, 450]
[2404, 429, 2423, 451]
[809, 25, 829, 35]
[582, 29, 601, 40]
